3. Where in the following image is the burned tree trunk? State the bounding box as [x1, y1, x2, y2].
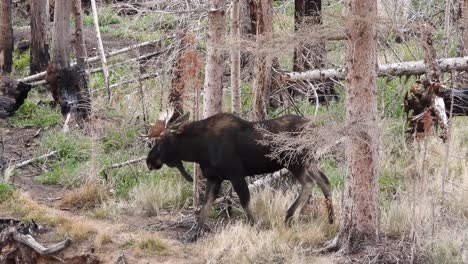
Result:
[48, 0, 90, 128]
[0, 0, 13, 74]
[30, 0, 50, 74]
[251, 0, 273, 121]
[327, 0, 379, 253]
[0, 76, 31, 118]
[203, 0, 225, 118]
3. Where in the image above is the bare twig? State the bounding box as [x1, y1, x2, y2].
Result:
[3, 151, 58, 182]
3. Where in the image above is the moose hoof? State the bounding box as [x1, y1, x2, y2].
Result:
[183, 224, 210, 243]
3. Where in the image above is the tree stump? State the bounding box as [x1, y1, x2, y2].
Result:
[45, 64, 90, 128]
[0, 76, 32, 118]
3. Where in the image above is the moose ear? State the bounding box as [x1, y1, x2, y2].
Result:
[168, 112, 190, 131]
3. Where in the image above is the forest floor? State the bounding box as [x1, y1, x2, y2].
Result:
[2, 2, 468, 263]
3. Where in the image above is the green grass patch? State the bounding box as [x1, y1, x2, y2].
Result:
[0, 182, 15, 203]
[13, 49, 30, 77]
[7, 100, 62, 128]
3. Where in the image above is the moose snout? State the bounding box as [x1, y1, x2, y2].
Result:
[146, 159, 163, 170]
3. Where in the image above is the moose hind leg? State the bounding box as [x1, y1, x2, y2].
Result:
[231, 178, 255, 225]
[285, 180, 314, 225]
[309, 169, 334, 224]
[285, 166, 315, 225]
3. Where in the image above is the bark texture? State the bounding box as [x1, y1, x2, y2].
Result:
[203, 0, 225, 118]
[332, 0, 379, 252]
[30, 0, 50, 74]
[72, 0, 87, 67]
[0, 0, 13, 74]
[231, 0, 242, 115]
[252, 0, 273, 121]
[52, 0, 71, 68]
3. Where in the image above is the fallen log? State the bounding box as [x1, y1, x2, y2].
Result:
[0, 219, 71, 263]
[19, 34, 176, 83]
[283, 56, 468, 82]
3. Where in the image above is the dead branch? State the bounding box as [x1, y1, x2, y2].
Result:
[248, 169, 289, 190]
[13, 232, 71, 255]
[19, 35, 176, 83]
[99, 157, 146, 179]
[3, 151, 58, 182]
[284, 56, 468, 81]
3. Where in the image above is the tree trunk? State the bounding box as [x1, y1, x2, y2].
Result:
[293, 0, 324, 71]
[0, 0, 13, 74]
[455, 0, 468, 86]
[252, 0, 273, 121]
[52, 0, 71, 68]
[231, 0, 242, 115]
[203, 0, 225, 118]
[30, 0, 50, 74]
[329, 0, 379, 252]
[72, 0, 87, 67]
[169, 34, 187, 118]
[49, 0, 90, 126]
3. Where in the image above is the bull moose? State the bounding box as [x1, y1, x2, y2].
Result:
[144, 108, 334, 240]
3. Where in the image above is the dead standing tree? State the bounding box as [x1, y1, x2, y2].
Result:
[231, 0, 242, 115]
[30, 0, 50, 74]
[251, 0, 273, 121]
[203, 0, 225, 118]
[293, 0, 336, 103]
[0, 0, 13, 74]
[326, 0, 380, 252]
[46, 0, 90, 130]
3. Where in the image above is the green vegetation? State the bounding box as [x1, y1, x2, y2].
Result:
[13, 49, 30, 76]
[35, 130, 91, 186]
[0, 182, 15, 203]
[7, 100, 62, 128]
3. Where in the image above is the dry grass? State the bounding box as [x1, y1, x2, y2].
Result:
[195, 186, 339, 264]
[130, 177, 190, 216]
[132, 234, 174, 257]
[379, 117, 468, 262]
[59, 181, 108, 209]
[1, 192, 98, 241]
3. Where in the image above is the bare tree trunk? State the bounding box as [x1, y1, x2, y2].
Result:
[30, 0, 50, 74]
[52, 0, 71, 68]
[231, 0, 242, 115]
[203, 0, 225, 118]
[72, 0, 87, 67]
[170, 33, 187, 117]
[328, 0, 379, 252]
[0, 0, 13, 74]
[456, 0, 468, 86]
[252, 0, 273, 121]
[90, 0, 111, 102]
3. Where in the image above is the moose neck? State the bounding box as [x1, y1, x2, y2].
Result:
[169, 134, 206, 164]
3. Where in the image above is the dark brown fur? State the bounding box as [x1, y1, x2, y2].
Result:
[146, 113, 334, 240]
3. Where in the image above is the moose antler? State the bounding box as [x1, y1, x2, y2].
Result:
[140, 108, 176, 138]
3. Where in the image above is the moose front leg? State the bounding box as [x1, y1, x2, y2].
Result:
[187, 179, 221, 242]
[231, 178, 255, 225]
